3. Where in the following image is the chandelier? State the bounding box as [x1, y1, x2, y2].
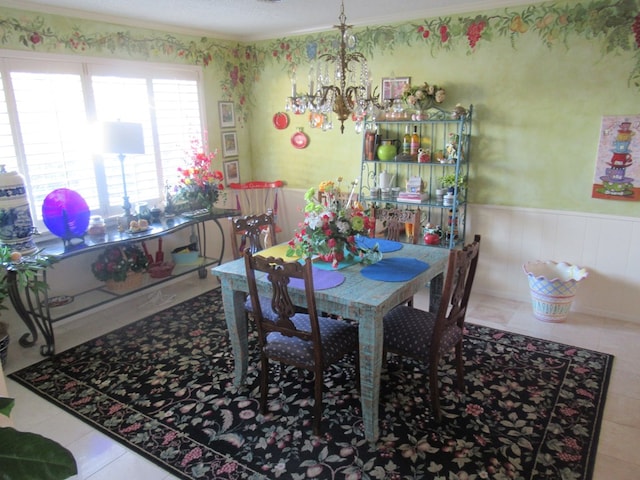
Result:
[285, 0, 376, 134]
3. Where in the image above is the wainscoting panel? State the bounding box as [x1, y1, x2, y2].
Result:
[277, 189, 639, 323]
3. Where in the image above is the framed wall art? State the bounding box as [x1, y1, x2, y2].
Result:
[218, 101, 236, 128]
[381, 77, 410, 101]
[223, 159, 240, 185]
[592, 114, 639, 201]
[221, 131, 238, 157]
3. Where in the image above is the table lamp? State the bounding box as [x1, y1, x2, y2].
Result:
[102, 121, 145, 222]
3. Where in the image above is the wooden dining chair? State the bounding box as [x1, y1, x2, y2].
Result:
[229, 210, 277, 261]
[229, 211, 279, 321]
[382, 234, 481, 422]
[372, 206, 421, 307]
[244, 251, 359, 436]
[372, 206, 421, 244]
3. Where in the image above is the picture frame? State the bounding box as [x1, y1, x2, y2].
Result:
[223, 159, 240, 186]
[381, 76, 411, 101]
[221, 131, 238, 157]
[218, 101, 236, 128]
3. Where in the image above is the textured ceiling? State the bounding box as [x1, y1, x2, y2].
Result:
[4, 0, 543, 40]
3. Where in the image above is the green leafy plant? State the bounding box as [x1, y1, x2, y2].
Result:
[0, 397, 77, 480]
[438, 172, 467, 192]
[0, 246, 57, 311]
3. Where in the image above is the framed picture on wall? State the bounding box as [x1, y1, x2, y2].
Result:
[381, 77, 411, 101]
[223, 159, 240, 186]
[221, 131, 238, 157]
[218, 101, 236, 128]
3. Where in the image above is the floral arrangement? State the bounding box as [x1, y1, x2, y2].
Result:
[174, 136, 224, 212]
[91, 244, 149, 283]
[286, 178, 376, 268]
[402, 81, 446, 111]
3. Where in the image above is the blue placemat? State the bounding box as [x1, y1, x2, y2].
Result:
[355, 235, 403, 253]
[360, 257, 430, 282]
[289, 267, 345, 290]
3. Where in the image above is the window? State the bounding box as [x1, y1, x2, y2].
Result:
[0, 52, 206, 233]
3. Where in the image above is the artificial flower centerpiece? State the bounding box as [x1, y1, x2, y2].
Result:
[174, 137, 224, 214]
[91, 243, 149, 285]
[286, 178, 377, 268]
[402, 81, 446, 120]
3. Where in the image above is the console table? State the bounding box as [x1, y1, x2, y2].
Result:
[8, 208, 237, 356]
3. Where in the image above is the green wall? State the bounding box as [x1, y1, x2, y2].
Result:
[1, 0, 639, 217]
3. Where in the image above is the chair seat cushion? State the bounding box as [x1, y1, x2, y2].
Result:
[265, 315, 358, 368]
[245, 294, 279, 321]
[383, 305, 462, 362]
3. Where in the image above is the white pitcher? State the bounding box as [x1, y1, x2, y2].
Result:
[379, 170, 395, 189]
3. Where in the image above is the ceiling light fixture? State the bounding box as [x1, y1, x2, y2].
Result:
[285, 0, 375, 134]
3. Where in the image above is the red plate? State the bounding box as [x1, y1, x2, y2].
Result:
[273, 112, 289, 130]
[291, 131, 309, 149]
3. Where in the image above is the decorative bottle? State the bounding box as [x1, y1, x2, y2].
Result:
[402, 126, 411, 155]
[410, 126, 420, 157]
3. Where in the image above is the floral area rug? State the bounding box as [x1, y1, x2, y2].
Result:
[10, 289, 613, 479]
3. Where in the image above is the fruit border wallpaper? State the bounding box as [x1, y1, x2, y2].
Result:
[0, 0, 638, 126]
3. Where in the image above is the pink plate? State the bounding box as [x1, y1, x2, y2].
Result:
[291, 131, 309, 149]
[273, 112, 289, 130]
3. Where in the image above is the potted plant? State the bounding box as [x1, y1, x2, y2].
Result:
[438, 172, 467, 194]
[0, 398, 77, 479]
[0, 246, 57, 365]
[0, 248, 74, 480]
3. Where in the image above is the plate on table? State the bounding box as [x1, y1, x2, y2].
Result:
[273, 112, 289, 130]
[291, 130, 309, 149]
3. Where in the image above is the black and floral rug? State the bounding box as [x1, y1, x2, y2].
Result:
[10, 289, 613, 479]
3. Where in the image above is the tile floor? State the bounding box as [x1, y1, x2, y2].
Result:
[2, 276, 639, 479]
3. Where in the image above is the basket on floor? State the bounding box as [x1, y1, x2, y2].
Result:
[523, 260, 588, 323]
[105, 272, 145, 292]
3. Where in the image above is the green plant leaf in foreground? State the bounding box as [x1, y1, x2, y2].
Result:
[0, 397, 14, 417]
[0, 427, 77, 480]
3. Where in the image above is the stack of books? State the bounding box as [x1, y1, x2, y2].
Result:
[397, 191, 429, 203]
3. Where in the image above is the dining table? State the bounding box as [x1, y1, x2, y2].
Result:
[210, 240, 450, 442]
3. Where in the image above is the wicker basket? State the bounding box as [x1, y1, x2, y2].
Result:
[105, 272, 145, 292]
[148, 262, 175, 279]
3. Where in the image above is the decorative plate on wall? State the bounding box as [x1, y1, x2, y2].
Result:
[273, 112, 289, 130]
[291, 129, 309, 149]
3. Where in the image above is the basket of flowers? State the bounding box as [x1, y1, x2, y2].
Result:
[91, 243, 149, 292]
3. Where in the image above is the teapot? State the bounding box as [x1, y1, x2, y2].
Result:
[423, 224, 442, 246]
[379, 170, 396, 190]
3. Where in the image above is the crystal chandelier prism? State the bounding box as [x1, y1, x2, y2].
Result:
[285, 0, 376, 134]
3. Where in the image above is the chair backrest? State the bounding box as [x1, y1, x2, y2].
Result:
[373, 207, 421, 244]
[244, 252, 322, 359]
[432, 234, 481, 349]
[229, 180, 283, 217]
[229, 211, 277, 260]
